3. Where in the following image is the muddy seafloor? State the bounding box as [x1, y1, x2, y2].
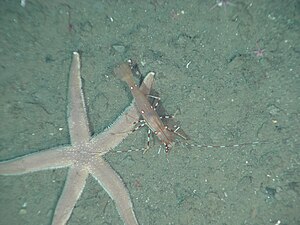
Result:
[0, 1, 299, 225]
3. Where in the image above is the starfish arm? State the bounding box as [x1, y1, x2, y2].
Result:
[68, 52, 90, 145]
[51, 166, 89, 225]
[0, 146, 73, 175]
[139, 71, 155, 95]
[90, 159, 139, 225]
[91, 102, 139, 154]
[91, 72, 155, 153]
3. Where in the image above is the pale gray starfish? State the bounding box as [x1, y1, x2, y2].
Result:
[0, 52, 154, 225]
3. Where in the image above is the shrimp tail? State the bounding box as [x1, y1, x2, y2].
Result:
[114, 63, 134, 83]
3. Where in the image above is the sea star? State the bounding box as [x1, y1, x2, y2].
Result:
[0, 52, 154, 225]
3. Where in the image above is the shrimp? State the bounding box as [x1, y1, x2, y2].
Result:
[114, 62, 187, 152]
